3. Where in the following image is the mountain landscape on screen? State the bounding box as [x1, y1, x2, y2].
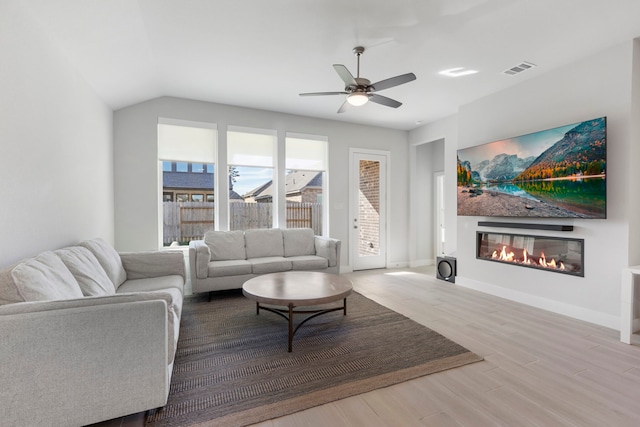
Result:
[457, 117, 606, 218]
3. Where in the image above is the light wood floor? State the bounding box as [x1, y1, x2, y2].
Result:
[94, 266, 640, 427]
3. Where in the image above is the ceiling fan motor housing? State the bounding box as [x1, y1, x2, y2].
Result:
[347, 78, 371, 94]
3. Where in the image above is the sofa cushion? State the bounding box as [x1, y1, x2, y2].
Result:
[0, 263, 24, 305]
[204, 230, 246, 261]
[245, 229, 284, 259]
[207, 260, 252, 278]
[78, 238, 127, 288]
[249, 257, 292, 274]
[10, 251, 84, 302]
[117, 275, 184, 294]
[282, 228, 316, 257]
[289, 255, 329, 271]
[55, 247, 115, 296]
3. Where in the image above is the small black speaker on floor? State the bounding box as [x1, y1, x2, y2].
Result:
[436, 257, 456, 283]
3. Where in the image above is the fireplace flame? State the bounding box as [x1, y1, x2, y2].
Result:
[491, 246, 566, 271]
[492, 246, 515, 261]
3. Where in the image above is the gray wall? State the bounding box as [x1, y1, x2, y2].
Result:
[410, 139, 444, 265]
[410, 116, 459, 259]
[0, 1, 114, 267]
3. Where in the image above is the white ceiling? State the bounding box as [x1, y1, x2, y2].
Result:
[21, 0, 640, 130]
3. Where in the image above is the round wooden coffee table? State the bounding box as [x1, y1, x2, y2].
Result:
[242, 271, 353, 352]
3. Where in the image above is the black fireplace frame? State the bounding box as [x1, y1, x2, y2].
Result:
[476, 231, 585, 277]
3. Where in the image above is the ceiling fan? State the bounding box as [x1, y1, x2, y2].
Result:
[299, 46, 416, 113]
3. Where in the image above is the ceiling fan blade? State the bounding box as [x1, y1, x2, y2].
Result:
[299, 91, 348, 96]
[333, 64, 357, 86]
[371, 72, 416, 92]
[337, 100, 352, 114]
[369, 94, 402, 108]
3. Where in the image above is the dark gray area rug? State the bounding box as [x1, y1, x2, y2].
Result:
[146, 289, 482, 427]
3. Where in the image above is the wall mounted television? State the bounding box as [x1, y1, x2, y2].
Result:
[457, 116, 606, 218]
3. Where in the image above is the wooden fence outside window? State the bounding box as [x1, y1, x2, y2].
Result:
[163, 201, 322, 245]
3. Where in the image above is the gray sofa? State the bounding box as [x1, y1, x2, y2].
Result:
[189, 228, 341, 294]
[0, 238, 185, 427]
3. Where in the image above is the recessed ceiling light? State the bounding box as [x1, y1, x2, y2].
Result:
[438, 67, 479, 77]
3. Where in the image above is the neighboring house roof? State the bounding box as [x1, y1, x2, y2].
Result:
[243, 181, 272, 198]
[229, 190, 243, 200]
[248, 171, 322, 201]
[163, 171, 213, 190]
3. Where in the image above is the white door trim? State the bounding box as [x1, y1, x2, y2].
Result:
[435, 171, 445, 257]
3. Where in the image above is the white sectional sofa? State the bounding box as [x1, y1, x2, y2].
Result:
[0, 238, 185, 427]
[189, 228, 341, 295]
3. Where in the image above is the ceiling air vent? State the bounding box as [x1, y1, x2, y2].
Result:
[503, 61, 536, 76]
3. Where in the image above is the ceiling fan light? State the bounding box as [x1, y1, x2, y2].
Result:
[347, 92, 369, 106]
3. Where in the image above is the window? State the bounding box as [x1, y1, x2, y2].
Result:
[157, 119, 328, 243]
[228, 127, 276, 230]
[285, 134, 327, 235]
[158, 119, 217, 246]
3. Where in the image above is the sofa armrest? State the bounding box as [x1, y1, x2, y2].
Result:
[0, 298, 169, 426]
[120, 250, 186, 281]
[315, 236, 341, 268]
[189, 240, 211, 279]
[0, 292, 179, 364]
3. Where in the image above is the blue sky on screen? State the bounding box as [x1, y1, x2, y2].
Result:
[459, 123, 575, 166]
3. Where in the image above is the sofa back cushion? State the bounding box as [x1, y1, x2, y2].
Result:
[55, 247, 116, 296]
[282, 228, 316, 257]
[204, 230, 246, 261]
[78, 238, 127, 289]
[10, 251, 84, 302]
[0, 264, 24, 305]
[245, 229, 284, 259]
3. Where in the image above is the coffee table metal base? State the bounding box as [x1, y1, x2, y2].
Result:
[255, 299, 348, 352]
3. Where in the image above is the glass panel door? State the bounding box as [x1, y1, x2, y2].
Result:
[351, 151, 387, 270]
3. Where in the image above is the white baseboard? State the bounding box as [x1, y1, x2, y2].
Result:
[410, 259, 434, 268]
[456, 276, 619, 330]
[387, 261, 410, 269]
[341, 261, 413, 273]
[340, 265, 353, 274]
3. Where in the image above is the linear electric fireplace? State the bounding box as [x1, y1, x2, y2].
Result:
[477, 231, 584, 276]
